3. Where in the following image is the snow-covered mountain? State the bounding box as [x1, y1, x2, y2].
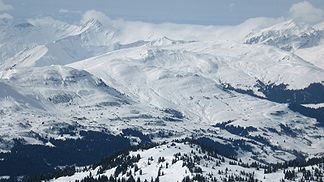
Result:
[244, 20, 323, 51]
[1, 10, 324, 181]
[0, 66, 131, 147]
[0, 17, 119, 71]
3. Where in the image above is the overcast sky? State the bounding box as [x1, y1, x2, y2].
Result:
[1, 0, 324, 25]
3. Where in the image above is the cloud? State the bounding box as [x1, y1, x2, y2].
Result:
[0, 0, 13, 12]
[0, 12, 12, 19]
[59, 8, 81, 15]
[289, 1, 324, 23]
[81, 10, 112, 24]
[229, 3, 235, 12]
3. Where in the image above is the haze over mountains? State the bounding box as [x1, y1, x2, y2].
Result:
[1, 1, 324, 181]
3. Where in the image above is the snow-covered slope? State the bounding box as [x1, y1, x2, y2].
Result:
[295, 44, 324, 70]
[244, 20, 322, 51]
